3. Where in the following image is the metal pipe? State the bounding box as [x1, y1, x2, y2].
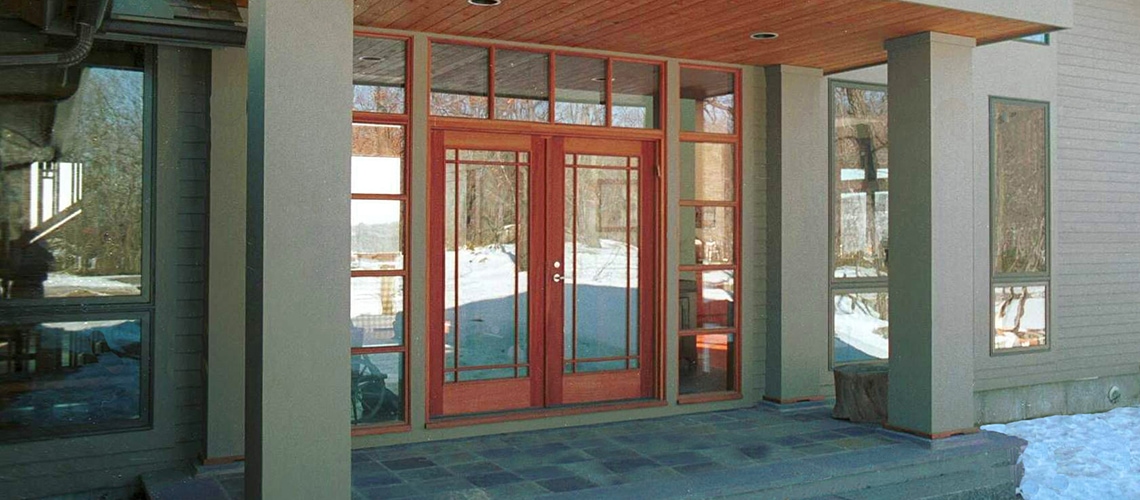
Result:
[0, 0, 111, 68]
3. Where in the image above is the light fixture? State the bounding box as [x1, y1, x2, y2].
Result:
[750, 32, 779, 40]
[358, 56, 386, 62]
[468, 0, 501, 6]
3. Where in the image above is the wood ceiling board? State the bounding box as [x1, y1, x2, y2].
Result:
[354, 0, 1053, 73]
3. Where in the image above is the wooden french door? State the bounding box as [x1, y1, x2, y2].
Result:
[429, 130, 657, 418]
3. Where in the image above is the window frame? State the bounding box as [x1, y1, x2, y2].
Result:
[0, 46, 156, 443]
[427, 38, 665, 131]
[350, 31, 413, 435]
[989, 96, 1051, 356]
[827, 79, 890, 369]
[677, 64, 742, 404]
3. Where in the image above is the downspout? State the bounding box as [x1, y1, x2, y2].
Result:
[0, 0, 112, 68]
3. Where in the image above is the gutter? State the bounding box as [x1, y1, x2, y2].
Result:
[0, 0, 112, 68]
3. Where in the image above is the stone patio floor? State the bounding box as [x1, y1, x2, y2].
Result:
[195, 402, 1023, 499]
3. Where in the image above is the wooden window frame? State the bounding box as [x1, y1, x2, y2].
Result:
[350, 31, 412, 435]
[677, 64, 742, 404]
[427, 37, 665, 133]
[989, 96, 1051, 356]
[827, 80, 891, 369]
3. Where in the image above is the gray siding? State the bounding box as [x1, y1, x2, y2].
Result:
[976, 0, 1140, 391]
[0, 46, 210, 499]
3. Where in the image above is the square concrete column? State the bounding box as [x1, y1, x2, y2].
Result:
[246, 0, 352, 498]
[764, 65, 830, 403]
[885, 32, 976, 438]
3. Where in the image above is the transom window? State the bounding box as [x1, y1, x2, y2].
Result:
[429, 41, 662, 129]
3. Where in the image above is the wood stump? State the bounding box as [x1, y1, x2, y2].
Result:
[832, 361, 889, 423]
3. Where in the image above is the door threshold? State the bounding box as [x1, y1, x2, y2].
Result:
[425, 398, 667, 429]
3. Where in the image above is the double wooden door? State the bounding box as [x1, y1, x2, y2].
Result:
[429, 130, 658, 418]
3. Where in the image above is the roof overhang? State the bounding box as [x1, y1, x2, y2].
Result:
[355, 0, 1071, 74]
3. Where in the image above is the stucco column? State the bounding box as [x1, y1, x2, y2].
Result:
[245, 0, 352, 498]
[885, 32, 976, 438]
[763, 65, 830, 404]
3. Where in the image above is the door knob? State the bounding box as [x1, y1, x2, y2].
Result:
[552, 274, 565, 283]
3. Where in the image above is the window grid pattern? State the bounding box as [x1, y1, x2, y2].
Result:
[678, 66, 741, 400]
[351, 33, 411, 432]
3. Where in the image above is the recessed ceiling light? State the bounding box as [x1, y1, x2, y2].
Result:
[750, 32, 779, 40]
[468, 0, 501, 6]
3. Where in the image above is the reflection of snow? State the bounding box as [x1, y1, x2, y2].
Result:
[834, 266, 885, 279]
[993, 291, 1046, 350]
[833, 294, 888, 362]
[42, 273, 140, 297]
[983, 407, 1140, 500]
[445, 243, 639, 379]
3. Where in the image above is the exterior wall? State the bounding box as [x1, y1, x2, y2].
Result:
[0, 46, 211, 499]
[832, 0, 1140, 425]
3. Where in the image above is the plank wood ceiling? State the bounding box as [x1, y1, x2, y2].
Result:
[353, 0, 1053, 73]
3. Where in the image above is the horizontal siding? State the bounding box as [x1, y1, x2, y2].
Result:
[0, 47, 210, 498]
[976, 0, 1140, 388]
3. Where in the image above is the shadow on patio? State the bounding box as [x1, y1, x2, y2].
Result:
[181, 403, 1025, 499]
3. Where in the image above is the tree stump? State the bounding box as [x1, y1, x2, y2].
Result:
[832, 361, 889, 423]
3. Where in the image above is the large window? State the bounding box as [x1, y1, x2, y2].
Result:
[678, 66, 740, 400]
[990, 98, 1049, 353]
[829, 81, 889, 366]
[0, 43, 152, 442]
[351, 34, 409, 432]
[430, 41, 662, 129]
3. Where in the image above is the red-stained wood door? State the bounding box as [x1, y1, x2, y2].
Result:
[429, 130, 657, 419]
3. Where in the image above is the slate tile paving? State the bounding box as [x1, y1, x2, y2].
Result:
[209, 403, 1020, 499]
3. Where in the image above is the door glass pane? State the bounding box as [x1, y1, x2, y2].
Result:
[833, 84, 889, 279]
[833, 291, 888, 364]
[992, 100, 1048, 275]
[1, 67, 144, 300]
[495, 49, 549, 122]
[680, 142, 734, 201]
[351, 352, 403, 425]
[679, 207, 734, 266]
[680, 68, 735, 134]
[679, 334, 734, 395]
[354, 36, 406, 113]
[993, 285, 1047, 351]
[564, 156, 638, 373]
[352, 124, 404, 195]
[612, 61, 660, 129]
[351, 200, 403, 270]
[431, 43, 489, 118]
[679, 270, 735, 330]
[445, 152, 529, 381]
[555, 55, 606, 126]
[351, 276, 404, 348]
[0, 318, 146, 441]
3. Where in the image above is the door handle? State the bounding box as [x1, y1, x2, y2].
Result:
[552, 274, 565, 283]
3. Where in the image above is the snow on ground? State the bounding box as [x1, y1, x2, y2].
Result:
[982, 406, 1140, 500]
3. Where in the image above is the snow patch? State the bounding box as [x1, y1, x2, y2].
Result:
[982, 406, 1140, 500]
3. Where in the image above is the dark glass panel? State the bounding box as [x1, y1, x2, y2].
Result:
[431, 43, 489, 118]
[679, 206, 734, 266]
[612, 61, 660, 129]
[679, 142, 734, 201]
[679, 270, 735, 330]
[495, 49, 549, 122]
[992, 100, 1048, 276]
[679, 334, 734, 395]
[680, 68, 735, 134]
[0, 319, 145, 441]
[353, 36, 406, 113]
[351, 352, 404, 425]
[555, 55, 606, 126]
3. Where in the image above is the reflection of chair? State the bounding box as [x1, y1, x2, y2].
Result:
[350, 356, 399, 424]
